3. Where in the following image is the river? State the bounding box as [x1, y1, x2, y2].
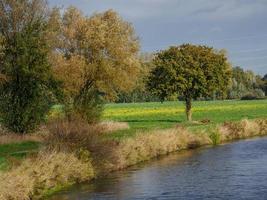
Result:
[50, 137, 267, 200]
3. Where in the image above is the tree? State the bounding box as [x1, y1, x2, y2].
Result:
[116, 53, 160, 103]
[0, 0, 58, 133]
[50, 7, 140, 121]
[148, 44, 232, 121]
[228, 67, 266, 99]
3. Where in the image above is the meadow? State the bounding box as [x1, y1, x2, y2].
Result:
[0, 99, 267, 171]
[103, 99, 267, 138]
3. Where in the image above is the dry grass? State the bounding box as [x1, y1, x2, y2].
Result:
[255, 119, 267, 135]
[0, 151, 94, 200]
[105, 119, 267, 171]
[0, 125, 47, 145]
[45, 118, 102, 152]
[45, 119, 129, 151]
[219, 119, 267, 142]
[45, 118, 119, 173]
[104, 127, 211, 171]
[0, 120, 129, 146]
[0, 134, 42, 145]
[97, 121, 129, 133]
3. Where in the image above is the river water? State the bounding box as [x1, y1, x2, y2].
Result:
[50, 137, 267, 200]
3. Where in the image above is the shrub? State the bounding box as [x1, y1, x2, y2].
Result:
[45, 118, 119, 172]
[45, 119, 129, 151]
[45, 118, 103, 152]
[241, 93, 258, 100]
[241, 89, 265, 100]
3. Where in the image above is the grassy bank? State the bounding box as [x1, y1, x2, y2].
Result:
[0, 118, 267, 200]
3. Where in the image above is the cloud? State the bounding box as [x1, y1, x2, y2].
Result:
[50, 0, 267, 21]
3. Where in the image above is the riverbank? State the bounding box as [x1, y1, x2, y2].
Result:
[50, 136, 267, 200]
[0, 118, 267, 200]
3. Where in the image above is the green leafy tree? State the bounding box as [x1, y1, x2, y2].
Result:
[148, 44, 232, 121]
[0, 0, 59, 133]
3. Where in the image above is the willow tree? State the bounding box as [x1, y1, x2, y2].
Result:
[0, 0, 58, 133]
[148, 44, 232, 121]
[51, 7, 140, 121]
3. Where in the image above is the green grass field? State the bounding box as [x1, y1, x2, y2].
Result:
[0, 99, 267, 169]
[103, 100, 267, 138]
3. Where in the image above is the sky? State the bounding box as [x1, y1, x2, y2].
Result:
[49, 0, 267, 75]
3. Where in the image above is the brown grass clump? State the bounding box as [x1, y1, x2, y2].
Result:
[97, 121, 129, 133]
[44, 118, 104, 152]
[0, 151, 94, 200]
[0, 126, 45, 145]
[107, 127, 211, 171]
[255, 119, 267, 135]
[45, 119, 129, 151]
[0, 134, 43, 145]
[45, 118, 119, 172]
[219, 119, 267, 142]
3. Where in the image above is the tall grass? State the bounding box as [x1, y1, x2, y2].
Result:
[0, 151, 94, 200]
[108, 128, 210, 171]
[219, 119, 267, 141]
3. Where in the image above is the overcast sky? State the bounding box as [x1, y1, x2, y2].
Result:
[49, 0, 267, 75]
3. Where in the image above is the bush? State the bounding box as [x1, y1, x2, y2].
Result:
[45, 118, 103, 152]
[241, 89, 265, 100]
[45, 118, 119, 172]
[241, 93, 257, 100]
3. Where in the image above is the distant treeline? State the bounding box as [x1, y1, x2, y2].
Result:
[116, 56, 267, 103]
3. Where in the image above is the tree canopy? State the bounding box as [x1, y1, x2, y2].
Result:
[0, 0, 59, 133]
[51, 7, 140, 100]
[148, 44, 232, 121]
[48, 7, 141, 121]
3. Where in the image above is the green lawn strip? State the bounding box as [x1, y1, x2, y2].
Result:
[0, 141, 41, 171]
[103, 100, 267, 139]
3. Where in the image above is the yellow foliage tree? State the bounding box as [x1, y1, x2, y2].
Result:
[49, 7, 140, 121]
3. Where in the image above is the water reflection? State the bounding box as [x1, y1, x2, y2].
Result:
[50, 137, 267, 200]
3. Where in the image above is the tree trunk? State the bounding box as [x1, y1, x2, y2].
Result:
[185, 97, 192, 121]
